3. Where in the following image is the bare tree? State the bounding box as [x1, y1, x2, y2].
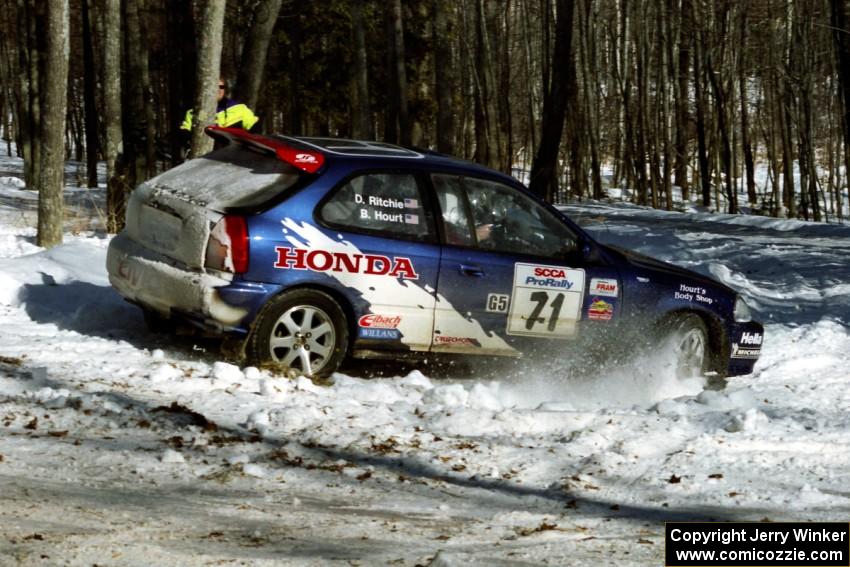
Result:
[36, 0, 70, 248]
[528, 0, 575, 202]
[103, 0, 125, 233]
[351, 1, 372, 140]
[433, 0, 456, 154]
[189, 0, 226, 158]
[236, 0, 283, 110]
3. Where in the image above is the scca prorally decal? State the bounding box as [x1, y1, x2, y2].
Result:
[274, 247, 418, 280]
[358, 314, 401, 329]
[507, 263, 585, 338]
[523, 266, 576, 289]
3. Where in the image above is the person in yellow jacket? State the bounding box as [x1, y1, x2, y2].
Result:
[181, 78, 259, 133]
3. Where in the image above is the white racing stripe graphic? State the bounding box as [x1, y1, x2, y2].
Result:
[280, 219, 516, 353]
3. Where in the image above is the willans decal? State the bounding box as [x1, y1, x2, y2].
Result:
[278, 219, 515, 354]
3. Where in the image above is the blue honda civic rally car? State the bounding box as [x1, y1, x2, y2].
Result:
[106, 126, 763, 378]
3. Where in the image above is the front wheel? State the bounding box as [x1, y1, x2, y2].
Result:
[666, 313, 710, 380]
[247, 289, 349, 378]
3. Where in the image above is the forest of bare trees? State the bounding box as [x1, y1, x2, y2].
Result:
[3, 0, 850, 246]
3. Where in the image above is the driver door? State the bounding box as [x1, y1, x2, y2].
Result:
[430, 174, 618, 355]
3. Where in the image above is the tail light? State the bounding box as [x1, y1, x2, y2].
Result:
[206, 215, 249, 274]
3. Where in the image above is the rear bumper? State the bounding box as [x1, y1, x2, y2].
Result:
[725, 320, 764, 377]
[107, 232, 251, 332]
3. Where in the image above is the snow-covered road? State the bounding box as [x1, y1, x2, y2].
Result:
[0, 174, 849, 565]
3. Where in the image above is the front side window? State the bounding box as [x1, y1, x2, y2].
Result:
[319, 172, 433, 240]
[433, 174, 578, 258]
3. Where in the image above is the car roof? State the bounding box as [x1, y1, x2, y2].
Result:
[276, 135, 519, 185]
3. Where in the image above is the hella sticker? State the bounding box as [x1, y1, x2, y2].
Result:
[274, 247, 418, 280]
[739, 331, 763, 346]
[589, 278, 618, 297]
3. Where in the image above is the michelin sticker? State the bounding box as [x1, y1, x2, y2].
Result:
[507, 263, 585, 338]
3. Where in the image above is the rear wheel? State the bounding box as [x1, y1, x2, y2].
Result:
[143, 309, 174, 334]
[247, 289, 348, 378]
[666, 313, 710, 380]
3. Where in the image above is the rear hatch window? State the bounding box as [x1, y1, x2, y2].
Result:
[148, 145, 303, 212]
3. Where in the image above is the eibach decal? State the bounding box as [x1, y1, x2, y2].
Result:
[358, 314, 402, 329]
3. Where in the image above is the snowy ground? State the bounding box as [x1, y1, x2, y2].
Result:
[0, 156, 849, 566]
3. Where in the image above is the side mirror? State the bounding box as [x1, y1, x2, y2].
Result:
[581, 241, 600, 264]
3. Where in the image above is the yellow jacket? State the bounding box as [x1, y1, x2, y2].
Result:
[181, 97, 259, 131]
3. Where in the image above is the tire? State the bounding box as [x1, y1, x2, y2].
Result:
[143, 309, 174, 334]
[666, 313, 710, 380]
[247, 289, 349, 378]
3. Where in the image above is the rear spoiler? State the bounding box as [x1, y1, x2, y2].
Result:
[205, 126, 325, 174]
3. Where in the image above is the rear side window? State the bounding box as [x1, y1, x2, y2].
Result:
[146, 145, 302, 210]
[319, 172, 434, 241]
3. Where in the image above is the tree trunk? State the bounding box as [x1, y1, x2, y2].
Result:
[692, 8, 711, 208]
[831, 0, 850, 218]
[351, 1, 372, 139]
[236, 0, 283, 111]
[103, 0, 125, 233]
[528, 0, 575, 202]
[165, 0, 195, 166]
[434, 0, 456, 154]
[36, 0, 69, 248]
[390, 0, 410, 145]
[674, 0, 691, 200]
[82, 0, 99, 188]
[189, 0, 226, 158]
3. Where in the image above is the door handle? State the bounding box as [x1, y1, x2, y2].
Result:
[459, 264, 484, 277]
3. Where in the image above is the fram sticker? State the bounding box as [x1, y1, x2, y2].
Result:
[274, 247, 418, 280]
[589, 278, 618, 297]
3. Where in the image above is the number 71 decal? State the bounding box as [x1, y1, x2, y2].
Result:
[507, 263, 585, 338]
